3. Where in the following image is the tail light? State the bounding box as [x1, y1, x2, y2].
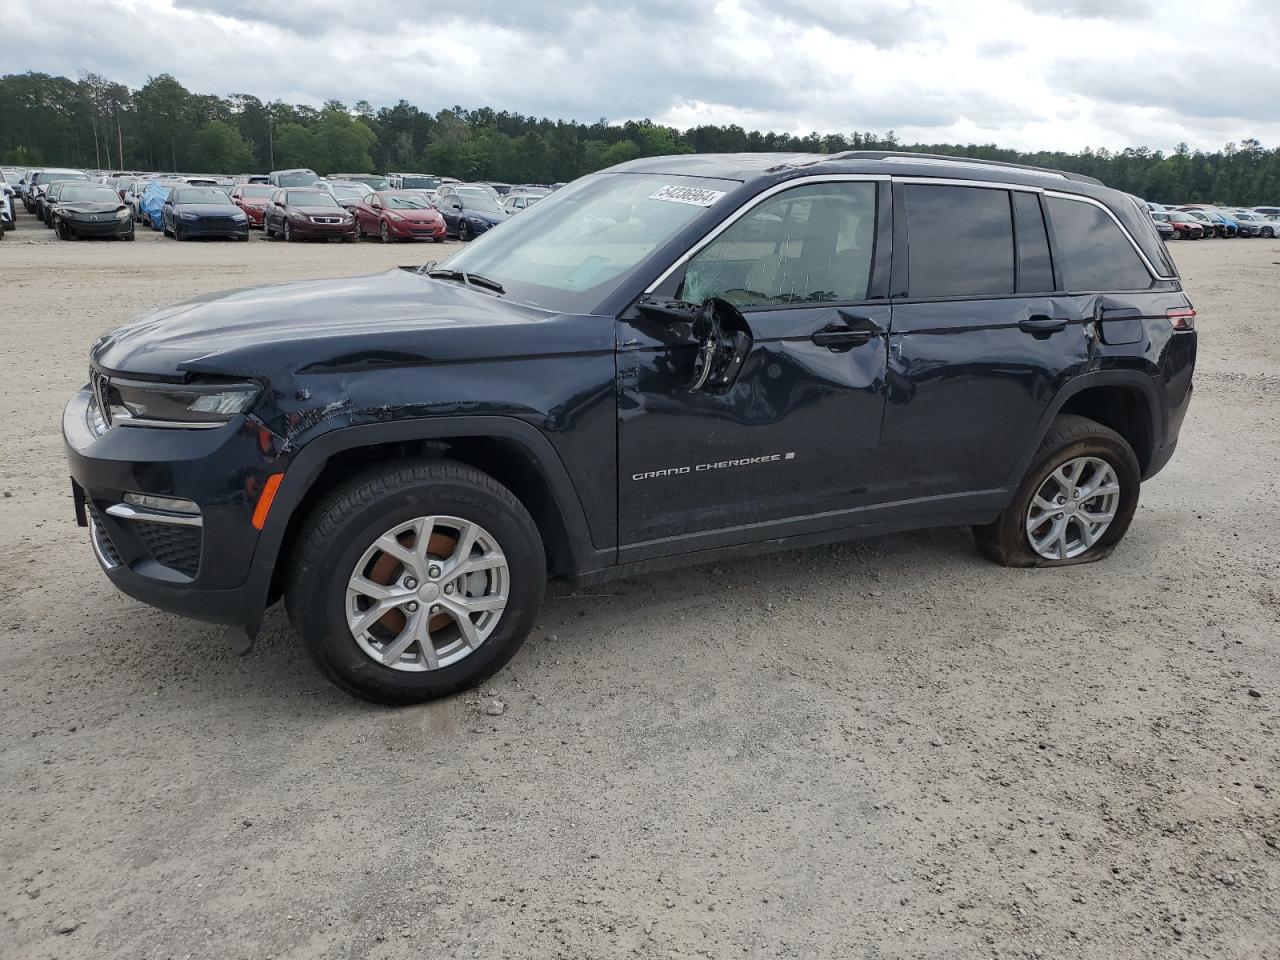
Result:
[1167, 306, 1196, 331]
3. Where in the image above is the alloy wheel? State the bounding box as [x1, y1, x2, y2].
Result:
[284, 221, 291, 242]
[346, 515, 509, 672]
[1024, 456, 1121, 560]
[381, 221, 390, 243]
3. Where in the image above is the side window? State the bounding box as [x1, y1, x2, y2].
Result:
[1012, 192, 1055, 293]
[680, 181, 876, 309]
[904, 184, 1013, 298]
[1045, 196, 1152, 291]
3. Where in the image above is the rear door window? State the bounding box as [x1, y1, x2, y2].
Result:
[1045, 196, 1152, 291]
[903, 185, 1014, 298]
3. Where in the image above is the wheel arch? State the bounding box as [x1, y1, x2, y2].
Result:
[1006, 371, 1164, 487]
[255, 416, 608, 603]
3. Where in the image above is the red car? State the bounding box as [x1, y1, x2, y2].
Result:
[229, 183, 274, 227]
[352, 190, 447, 242]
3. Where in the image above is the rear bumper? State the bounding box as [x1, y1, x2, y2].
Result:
[63, 387, 282, 629]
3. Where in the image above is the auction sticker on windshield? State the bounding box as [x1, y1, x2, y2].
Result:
[649, 185, 727, 206]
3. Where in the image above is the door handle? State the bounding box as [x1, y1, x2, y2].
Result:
[1018, 315, 1068, 334]
[812, 324, 874, 349]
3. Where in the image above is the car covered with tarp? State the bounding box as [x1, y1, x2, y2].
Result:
[140, 180, 179, 230]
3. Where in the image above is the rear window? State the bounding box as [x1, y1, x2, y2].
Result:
[1046, 197, 1152, 291]
[904, 184, 1014, 298]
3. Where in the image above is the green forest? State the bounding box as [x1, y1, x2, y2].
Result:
[3, 70, 1278, 205]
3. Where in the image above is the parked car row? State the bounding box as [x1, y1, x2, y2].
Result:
[1147, 201, 1280, 239]
[2, 164, 562, 245]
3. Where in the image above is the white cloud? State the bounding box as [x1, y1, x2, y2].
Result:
[10, 0, 1276, 153]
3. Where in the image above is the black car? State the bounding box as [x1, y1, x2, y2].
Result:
[26, 168, 90, 216]
[436, 184, 508, 240]
[64, 152, 1196, 705]
[162, 187, 249, 241]
[41, 181, 77, 226]
[50, 184, 135, 240]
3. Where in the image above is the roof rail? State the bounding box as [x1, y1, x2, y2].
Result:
[828, 151, 1104, 186]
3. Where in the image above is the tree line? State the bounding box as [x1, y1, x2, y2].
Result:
[2, 70, 1278, 205]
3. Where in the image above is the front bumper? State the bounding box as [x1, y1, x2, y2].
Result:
[65, 217, 133, 238]
[177, 217, 250, 238]
[388, 219, 447, 241]
[289, 218, 356, 240]
[63, 387, 282, 629]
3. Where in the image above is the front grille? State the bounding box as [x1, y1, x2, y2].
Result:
[198, 217, 239, 229]
[134, 523, 202, 578]
[310, 216, 342, 224]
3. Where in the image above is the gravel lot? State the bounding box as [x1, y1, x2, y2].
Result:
[2, 210, 1278, 960]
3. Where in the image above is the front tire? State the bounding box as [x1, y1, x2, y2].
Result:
[973, 415, 1140, 567]
[380, 221, 391, 243]
[284, 221, 294, 242]
[458, 221, 472, 242]
[286, 460, 546, 705]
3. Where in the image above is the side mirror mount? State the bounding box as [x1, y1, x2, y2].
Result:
[688, 298, 753, 394]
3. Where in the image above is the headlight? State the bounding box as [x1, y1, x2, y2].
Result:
[97, 376, 261, 429]
[179, 212, 198, 220]
[468, 217, 486, 225]
[115, 207, 131, 220]
[232, 211, 247, 221]
[386, 211, 403, 222]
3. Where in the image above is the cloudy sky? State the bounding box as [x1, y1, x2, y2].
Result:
[10, 0, 1279, 152]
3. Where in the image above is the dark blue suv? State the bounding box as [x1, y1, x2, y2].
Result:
[64, 152, 1196, 704]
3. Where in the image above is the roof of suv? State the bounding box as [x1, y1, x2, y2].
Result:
[613, 151, 1102, 188]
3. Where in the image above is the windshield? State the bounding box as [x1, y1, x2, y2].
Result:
[443, 172, 738, 313]
[241, 185, 274, 197]
[277, 171, 317, 187]
[288, 191, 340, 207]
[61, 186, 119, 203]
[1151, 212, 1170, 221]
[330, 185, 369, 199]
[384, 193, 432, 209]
[175, 188, 232, 204]
[343, 175, 389, 189]
[400, 176, 440, 189]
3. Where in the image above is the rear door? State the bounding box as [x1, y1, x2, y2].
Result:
[876, 181, 1091, 503]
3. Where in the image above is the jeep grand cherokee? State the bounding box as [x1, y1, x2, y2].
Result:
[64, 151, 1196, 704]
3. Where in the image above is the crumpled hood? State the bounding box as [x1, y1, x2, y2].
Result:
[91, 268, 578, 379]
[61, 202, 124, 216]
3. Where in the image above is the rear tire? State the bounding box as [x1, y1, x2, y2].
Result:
[973, 415, 1140, 567]
[286, 460, 546, 705]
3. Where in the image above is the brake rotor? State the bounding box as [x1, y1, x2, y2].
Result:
[366, 529, 458, 635]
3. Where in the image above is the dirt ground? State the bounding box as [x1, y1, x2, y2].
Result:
[1, 208, 1278, 960]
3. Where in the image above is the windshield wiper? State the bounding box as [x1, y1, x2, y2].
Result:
[425, 268, 505, 295]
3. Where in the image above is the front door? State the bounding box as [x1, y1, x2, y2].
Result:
[616, 178, 892, 557]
